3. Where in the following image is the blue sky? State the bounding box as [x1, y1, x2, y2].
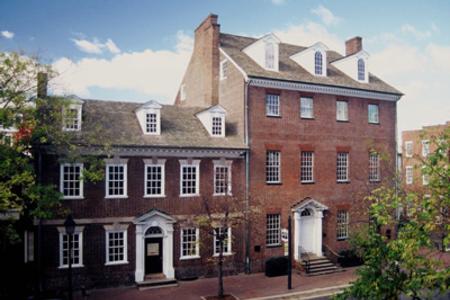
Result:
[1, 0, 450, 133]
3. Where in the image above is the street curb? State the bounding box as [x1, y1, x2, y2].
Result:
[245, 284, 352, 300]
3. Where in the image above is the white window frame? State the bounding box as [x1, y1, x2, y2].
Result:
[336, 152, 349, 182]
[62, 104, 82, 132]
[266, 151, 281, 184]
[357, 58, 365, 82]
[300, 97, 314, 119]
[213, 160, 232, 196]
[368, 104, 379, 124]
[179, 159, 200, 197]
[421, 140, 430, 157]
[266, 214, 281, 246]
[422, 167, 429, 186]
[105, 160, 128, 199]
[220, 59, 228, 80]
[406, 166, 413, 185]
[369, 152, 380, 182]
[60, 163, 84, 199]
[211, 115, 225, 137]
[180, 227, 200, 260]
[144, 159, 166, 198]
[213, 227, 232, 256]
[405, 141, 413, 158]
[336, 210, 349, 240]
[300, 151, 314, 183]
[266, 94, 280, 117]
[336, 100, 349, 121]
[105, 227, 128, 265]
[58, 227, 84, 268]
[265, 42, 275, 70]
[145, 112, 159, 134]
[314, 51, 323, 76]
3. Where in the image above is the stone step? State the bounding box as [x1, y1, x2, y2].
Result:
[307, 264, 337, 271]
[136, 278, 178, 291]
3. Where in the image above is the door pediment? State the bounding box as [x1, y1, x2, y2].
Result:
[292, 197, 328, 213]
[134, 209, 176, 225]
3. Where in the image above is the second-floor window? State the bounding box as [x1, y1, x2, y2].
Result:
[422, 140, 430, 157]
[368, 104, 379, 124]
[406, 166, 413, 185]
[214, 161, 232, 196]
[336, 100, 348, 121]
[336, 152, 349, 182]
[405, 141, 413, 157]
[369, 152, 380, 182]
[60, 163, 83, 199]
[105, 163, 127, 198]
[146, 113, 157, 134]
[300, 97, 314, 119]
[266, 151, 281, 184]
[266, 94, 280, 117]
[266, 214, 281, 246]
[180, 160, 200, 196]
[212, 116, 223, 136]
[300, 151, 314, 183]
[144, 159, 166, 197]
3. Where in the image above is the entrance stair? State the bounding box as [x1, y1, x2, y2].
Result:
[300, 253, 341, 276]
[136, 273, 178, 290]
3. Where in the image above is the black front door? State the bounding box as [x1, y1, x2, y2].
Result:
[145, 237, 163, 274]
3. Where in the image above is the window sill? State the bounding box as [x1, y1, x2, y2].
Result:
[105, 195, 128, 199]
[369, 180, 381, 183]
[180, 194, 200, 198]
[337, 238, 348, 241]
[63, 197, 84, 200]
[144, 194, 166, 198]
[266, 244, 282, 248]
[213, 252, 233, 257]
[180, 255, 201, 261]
[266, 115, 281, 118]
[58, 264, 84, 269]
[300, 117, 315, 120]
[266, 182, 282, 185]
[301, 181, 315, 184]
[105, 261, 129, 266]
[336, 180, 350, 184]
[213, 193, 233, 197]
[336, 120, 349, 123]
[369, 122, 380, 125]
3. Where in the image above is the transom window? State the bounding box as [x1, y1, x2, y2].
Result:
[300, 151, 314, 183]
[220, 60, 228, 80]
[180, 160, 200, 196]
[421, 140, 430, 157]
[368, 104, 379, 124]
[60, 163, 83, 199]
[181, 228, 199, 259]
[406, 166, 413, 185]
[144, 160, 165, 197]
[266, 214, 281, 246]
[314, 51, 323, 75]
[59, 232, 83, 267]
[405, 141, 413, 157]
[337, 210, 349, 240]
[63, 107, 81, 131]
[266, 151, 281, 183]
[106, 163, 127, 198]
[265, 42, 275, 69]
[214, 162, 232, 196]
[300, 97, 314, 119]
[358, 58, 365, 81]
[146, 113, 157, 133]
[212, 117, 223, 136]
[213, 227, 231, 255]
[301, 209, 312, 216]
[266, 94, 280, 117]
[336, 101, 348, 121]
[106, 230, 127, 264]
[369, 152, 380, 182]
[336, 152, 349, 182]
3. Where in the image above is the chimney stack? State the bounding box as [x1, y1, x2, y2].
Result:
[345, 37, 362, 56]
[37, 72, 48, 98]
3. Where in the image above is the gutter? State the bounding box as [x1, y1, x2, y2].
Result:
[244, 78, 251, 274]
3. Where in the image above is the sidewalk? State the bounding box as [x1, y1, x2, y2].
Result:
[84, 268, 357, 300]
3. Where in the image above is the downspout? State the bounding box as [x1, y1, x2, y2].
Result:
[244, 79, 251, 274]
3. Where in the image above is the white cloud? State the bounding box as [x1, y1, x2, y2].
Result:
[401, 24, 431, 40]
[72, 37, 121, 54]
[52, 31, 193, 103]
[311, 5, 341, 26]
[271, 0, 286, 5]
[1, 30, 14, 39]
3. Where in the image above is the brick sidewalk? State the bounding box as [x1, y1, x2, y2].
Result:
[82, 268, 357, 300]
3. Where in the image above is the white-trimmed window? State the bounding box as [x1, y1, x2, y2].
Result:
[220, 60, 228, 80]
[212, 116, 224, 137]
[24, 230, 34, 263]
[180, 227, 200, 259]
[105, 229, 128, 265]
[266, 94, 280, 117]
[266, 214, 281, 246]
[368, 104, 379, 124]
[60, 163, 84, 199]
[63, 105, 82, 131]
[300, 151, 314, 183]
[369, 152, 380, 182]
[406, 166, 413, 185]
[266, 151, 281, 184]
[144, 159, 166, 197]
[314, 51, 323, 75]
[213, 227, 232, 256]
[336, 152, 349, 182]
[180, 83, 186, 101]
[336, 100, 348, 121]
[422, 167, 429, 186]
[265, 42, 275, 70]
[405, 141, 413, 157]
[337, 210, 349, 240]
[300, 97, 314, 119]
[422, 140, 430, 157]
[59, 229, 83, 268]
[105, 162, 127, 198]
[358, 59, 365, 81]
[146, 113, 158, 134]
[180, 160, 200, 196]
[214, 160, 232, 196]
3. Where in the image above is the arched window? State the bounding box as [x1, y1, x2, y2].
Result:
[358, 58, 365, 81]
[301, 208, 312, 216]
[314, 51, 323, 75]
[145, 226, 162, 236]
[265, 42, 275, 69]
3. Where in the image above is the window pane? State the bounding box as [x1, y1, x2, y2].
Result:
[369, 152, 380, 182]
[314, 52, 322, 75]
[300, 152, 314, 182]
[336, 210, 349, 240]
[336, 101, 348, 121]
[336, 152, 349, 181]
[62, 164, 82, 197]
[266, 214, 280, 246]
[181, 228, 198, 257]
[368, 104, 379, 124]
[107, 164, 126, 196]
[212, 117, 223, 136]
[214, 166, 230, 195]
[146, 165, 163, 195]
[146, 113, 157, 133]
[300, 97, 314, 118]
[266, 94, 280, 116]
[266, 151, 280, 183]
[181, 165, 198, 195]
[107, 231, 126, 263]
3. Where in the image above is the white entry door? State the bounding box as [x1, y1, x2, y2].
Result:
[299, 212, 315, 253]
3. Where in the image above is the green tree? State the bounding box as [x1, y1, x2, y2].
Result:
[336, 128, 449, 300]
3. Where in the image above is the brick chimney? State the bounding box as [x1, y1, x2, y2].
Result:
[345, 36, 362, 56]
[37, 72, 48, 98]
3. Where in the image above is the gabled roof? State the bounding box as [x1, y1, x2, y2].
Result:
[292, 197, 329, 212]
[195, 104, 227, 115]
[134, 209, 176, 224]
[220, 33, 402, 95]
[135, 99, 162, 111]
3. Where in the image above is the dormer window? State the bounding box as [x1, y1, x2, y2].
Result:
[63, 98, 83, 132]
[265, 42, 275, 70]
[146, 113, 158, 134]
[358, 59, 365, 81]
[195, 105, 226, 138]
[135, 100, 162, 135]
[314, 51, 323, 75]
[243, 33, 280, 72]
[212, 116, 223, 136]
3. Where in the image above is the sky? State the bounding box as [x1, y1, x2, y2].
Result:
[1, 0, 449, 135]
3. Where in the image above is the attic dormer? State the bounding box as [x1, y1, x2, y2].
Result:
[62, 96, 84, 132]
[290, 42, 328, 77]
[196, 105, 226, 138]
[243, 33, 281, 72]
[331, 37, 369, 83]
[135, 100, 162, 135]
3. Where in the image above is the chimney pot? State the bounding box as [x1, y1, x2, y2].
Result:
[37, 72, 48, 98]
[345, 36, 362, 56]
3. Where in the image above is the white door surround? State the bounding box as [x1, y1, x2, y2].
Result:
[134, 209, 176, 282]
[293, 198, 328, 259]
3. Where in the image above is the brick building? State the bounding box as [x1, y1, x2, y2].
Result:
[36, 14, 403, 291]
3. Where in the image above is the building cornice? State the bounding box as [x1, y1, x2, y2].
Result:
[249, 77, 402, 102]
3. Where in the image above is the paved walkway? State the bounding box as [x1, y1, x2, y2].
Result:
[83, 268, 357, 300]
